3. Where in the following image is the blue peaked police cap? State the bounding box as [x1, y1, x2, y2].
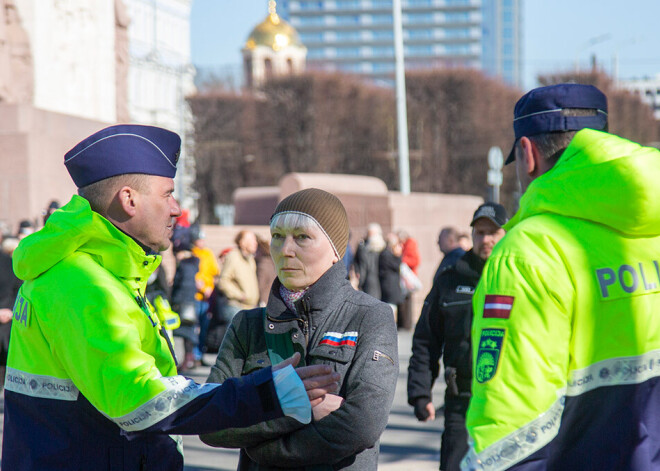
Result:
[64, 124, 181, 187]
[505, 83, 608, 164]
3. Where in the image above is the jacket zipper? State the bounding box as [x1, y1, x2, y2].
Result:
[266, 300, 311, 346]
[441, 300, 472, 307]
[300, 298, 311, 345]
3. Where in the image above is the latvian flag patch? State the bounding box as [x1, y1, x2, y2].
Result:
[483, 295, 514, 319]
[320, 331, 358, 347]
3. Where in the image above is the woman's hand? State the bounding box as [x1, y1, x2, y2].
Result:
[312, 393, 344, 421]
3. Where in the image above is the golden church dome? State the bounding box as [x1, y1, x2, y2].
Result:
[244, 12, 304, 52]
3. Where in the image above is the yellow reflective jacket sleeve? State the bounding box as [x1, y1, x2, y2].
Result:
[464, 216, 574, 470]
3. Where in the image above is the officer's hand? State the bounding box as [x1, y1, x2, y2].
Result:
[272, 352, 302, 371]
[273, 353, 341, 406]
[414, 398, 435, 421]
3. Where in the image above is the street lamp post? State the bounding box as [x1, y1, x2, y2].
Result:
[393, 0, 410, 195]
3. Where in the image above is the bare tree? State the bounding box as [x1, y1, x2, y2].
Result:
[188, 68, 657, 222]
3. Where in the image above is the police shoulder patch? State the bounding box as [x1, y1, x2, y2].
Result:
[475, 328, 505, 383]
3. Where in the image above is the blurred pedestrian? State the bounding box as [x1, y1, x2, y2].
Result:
[0, 233, 21, 390]
[171, 227, 201, 372]
[352, 222, 386, 299]
[457, 233, 471, 251]
[255, 235, 276, 307]
[42, 199, 60, 225]
[397, 229, 420, 330]
[16, 219, 34, 239]
[379, 232, 404, 317]
[217, 230, 260, 320]
[437, 227, 465, 274]
[191, 226, 220, 364]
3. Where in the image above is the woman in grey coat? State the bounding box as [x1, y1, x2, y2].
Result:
[201, 188, 399, 470]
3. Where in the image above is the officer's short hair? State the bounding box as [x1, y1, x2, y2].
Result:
[78, 173, 151, 213]
[517, 108, 605, 166]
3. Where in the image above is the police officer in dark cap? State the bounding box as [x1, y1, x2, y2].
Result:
[408, 201, 508, 471]
[3, 124, 340, 471]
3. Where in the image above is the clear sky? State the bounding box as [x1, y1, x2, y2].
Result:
[190, 0, 660, 91]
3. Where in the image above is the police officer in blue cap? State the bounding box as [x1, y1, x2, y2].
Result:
[462, 84, 660, 471]
[2, 125, 340, 471]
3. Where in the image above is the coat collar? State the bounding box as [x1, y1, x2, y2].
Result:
[454, 249, 485, 281]
[266, 261, 350, 321]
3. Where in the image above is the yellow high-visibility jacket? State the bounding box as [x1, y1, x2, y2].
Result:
[464, 129, 660, 470]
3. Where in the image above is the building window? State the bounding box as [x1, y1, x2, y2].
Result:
[335, 0, 361, 9]
[373, 62, 395, 72]
[297, 16, 326, 26]
[444, 27, 470, 38]
[372, 46, 394, 56]
[299, 1, 324, 10]
[405, 0, 432, 6]
[372, 14, 393, 24]
[405, 12, 431, 24]
[406, 44, 433, 56]
[406, 29, 432, 39]
[445, 12, 470, 22]
[265, 58, 273, 80]
[336, 14, 361, 25]
[336, 30, 362, 41]
[244, 58, 253, 89]
[308, 49, 327, 59]
[373, 30, 394, 40]
[300, 32, 325, 42]
[336, 47, 362, 57]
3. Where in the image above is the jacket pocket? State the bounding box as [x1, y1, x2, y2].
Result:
[308, 344, 356, 379]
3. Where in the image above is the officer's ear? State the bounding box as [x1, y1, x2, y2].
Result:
[518, 137, 537, 177]
[116, 185, 139, 218]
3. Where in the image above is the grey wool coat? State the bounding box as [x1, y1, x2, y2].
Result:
[201, 261, 399, 470]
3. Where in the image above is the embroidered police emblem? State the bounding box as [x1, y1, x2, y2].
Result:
[476, 328, 505, 383]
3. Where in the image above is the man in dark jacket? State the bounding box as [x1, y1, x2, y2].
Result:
[0, 244, 21, 389]
[407, 202, 508, 471]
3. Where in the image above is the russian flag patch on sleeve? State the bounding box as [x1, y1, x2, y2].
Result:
[319, 331, 358, 347]
[483, 295, 514, 319]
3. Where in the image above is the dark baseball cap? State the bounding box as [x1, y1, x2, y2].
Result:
[470, 202, 508, 228]
[505, 83, 608, 164]
[65, 124, 181, 187]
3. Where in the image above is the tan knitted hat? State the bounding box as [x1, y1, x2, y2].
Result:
[271, 188, 349, 258]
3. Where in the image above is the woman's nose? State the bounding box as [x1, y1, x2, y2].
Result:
[281, 236, 296, 256]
